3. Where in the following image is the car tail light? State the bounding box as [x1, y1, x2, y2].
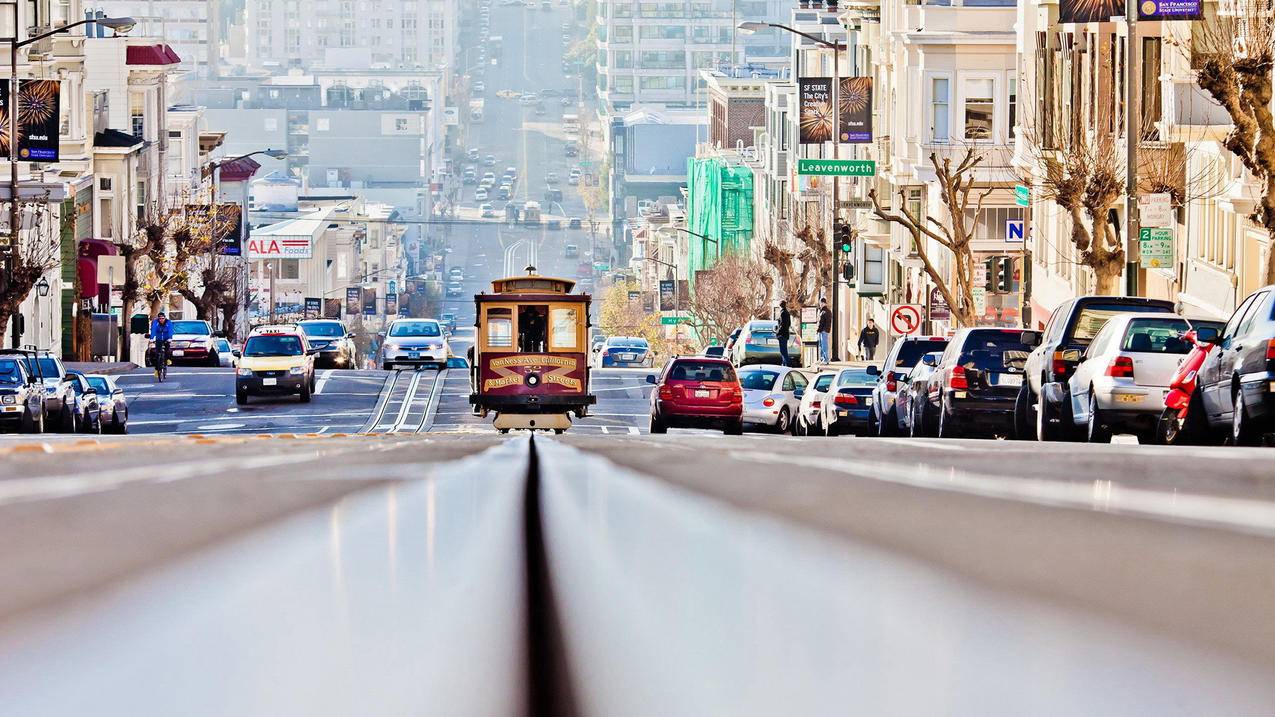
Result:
[1051, 351, 1071, 379]
[1106, 355, 1135, 379]
[762, 397, 775, 407]
[658, 385, 673, 400]
[950, 365, 969, 390]
[1266, 339, 1275, 361]
[886, 375, 897, 392]
[811, 400, 822, 409]
[834, 393, 858, 405]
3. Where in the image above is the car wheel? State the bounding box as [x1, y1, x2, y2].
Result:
[723, 419, 744, 436]
[937, 401, 960, 439]
[649, 412, 667, 434]
[20, 406, 37, 433]
[879, 406, 898, 437]
[61, 404, 77, 433]
[1013, 384, 1034, 440]
[775, 407, 791, 434]
[207, 353, 220, 367]
[826, 418, 839, 437]
[909, 404, 924, 438]
[299, 382, 312, 403]
[1035, 387, 1065, 442]
[1232, 386, 1256, 446]
[236, 389, 249, 406]
[1087, 390, 1111, 443]
[382, 362, 394, 371]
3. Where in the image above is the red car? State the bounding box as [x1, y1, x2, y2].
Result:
[647, 357, 743, 434]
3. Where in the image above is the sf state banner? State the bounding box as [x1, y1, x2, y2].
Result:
[0, 79, 62, 161]
[345, 287, 361, 316]
[799, 78, 834, 144]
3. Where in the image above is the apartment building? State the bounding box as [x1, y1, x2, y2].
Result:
[96, 0, 219, 78]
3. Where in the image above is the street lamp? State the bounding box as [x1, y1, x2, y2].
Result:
[738, 20, 847, 360]
[6, 15, 135, 347]
[35, 276, 48, 297]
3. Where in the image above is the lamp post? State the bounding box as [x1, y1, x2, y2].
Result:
[5, 13, 135, 347]
[740, 20, 846, 360]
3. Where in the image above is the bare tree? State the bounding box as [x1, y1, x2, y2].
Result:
[686, 253, 773, 342]
[1189, 0, 1275, 283]
[0, 199, 57, 342]
[762, 216, 829, 309]
[869, 148, 991, 327]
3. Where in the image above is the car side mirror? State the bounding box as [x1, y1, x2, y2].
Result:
[232, 350, 241, 358]
[865, 364, 881, 377]
[85, 387, 97, 396]
[1194, 326, 1221, 344]
[794, 388, 805, 399]
[645, 374, 657, 384]
[921, 354, 939, 367]
[61, 375, 75, 383]
[113, 388, 125, 397]
[347, 332, 356, 339]
[307, 349, 319, 356]
[1020, 330, 1042, 348]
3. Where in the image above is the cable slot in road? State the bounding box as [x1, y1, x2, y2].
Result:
[363, 369, 448, 435]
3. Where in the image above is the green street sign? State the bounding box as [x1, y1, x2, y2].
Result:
[1138, 227, 1174, 269]
[660, 316, 690, 325]
[797, 159, 876, 177]
[1014, 184, 1030, 207]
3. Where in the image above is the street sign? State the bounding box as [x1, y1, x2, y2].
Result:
[1140, 193, 1174, 229]
[628, 290, 641, 301]
[838, 199, 874, 210]
[929, 287, 951, 322]
[797, 159, 877, 177]
[1139, 227, 1174, 268]
[972, 287, 987, 316]
[888, 304, 923, 336]
[660, 316, 690, 325]
[974, 262, 988, 286]
[1014, 184, 1030, 207]
[1006, 220, 1025, 243]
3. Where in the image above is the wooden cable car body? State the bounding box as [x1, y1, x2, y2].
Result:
[469, 268, 596, 433]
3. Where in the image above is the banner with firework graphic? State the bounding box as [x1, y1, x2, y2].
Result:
[0, 79, 61, 162]
[1058, 0, 1122, 23]
[839, 77, 873, 144]
[799, 78, 834, 145]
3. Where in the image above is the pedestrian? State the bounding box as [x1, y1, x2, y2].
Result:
[776, 300, 794, 367]
[816, 297, 832, 364]
[858, 317, 881, 360]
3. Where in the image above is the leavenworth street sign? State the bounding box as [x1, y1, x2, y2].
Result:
[797, 159, 876, 177]
[1014, 184, 1030, 207]
[1139, 227, 1174, 269]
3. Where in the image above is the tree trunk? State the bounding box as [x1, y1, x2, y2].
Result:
[1094, 266, 1123, 295]
[1262, 179, 1275, 285]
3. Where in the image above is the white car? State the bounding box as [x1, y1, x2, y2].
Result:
[796, 370, 836, 436]
[739, 365, 808, 434]
[381, 319, 452, 371]
[481, 202, 496, 218]
[475, 187, 489, 201]
[213, 337, 237, 368]
[1067, 312, 1194, 442]
[85, 374, 128, 433]
[473, 81, 486, 93]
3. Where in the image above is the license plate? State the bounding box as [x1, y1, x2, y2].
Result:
[2, 406, 18, 413]
[695, 389, 710, 398]
[621, 354, 635, 361]
[172, 350, 184, 356]
[263, 378, 277, 386]
[1115, 394, 1142, 403]
[765, 339, 779, 347]
[993, 373, 1021, 387]
[865, 397, 874, 406]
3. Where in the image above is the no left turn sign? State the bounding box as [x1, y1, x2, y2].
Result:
[889, 304, 923, 336]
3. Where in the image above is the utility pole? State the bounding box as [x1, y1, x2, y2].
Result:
[7, 1, 20, 348]
[830, 43, 843, 361]
[1124, 0, 1140, 297]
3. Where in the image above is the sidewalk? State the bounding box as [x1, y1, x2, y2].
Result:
[65, 362, 138, 376]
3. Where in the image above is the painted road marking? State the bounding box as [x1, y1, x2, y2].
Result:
[315, 370, 332, 395]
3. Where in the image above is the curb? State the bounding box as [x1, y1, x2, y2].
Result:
[64, 362, 139, 376]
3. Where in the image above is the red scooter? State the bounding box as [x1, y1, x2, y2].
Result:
[1156, 327, 1219, 445]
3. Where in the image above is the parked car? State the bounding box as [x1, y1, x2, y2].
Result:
[1195, 285, 1275, 445]
[739, 365, 808, 433]
[381, 318, 452, 371]
[922, 328, 1033, 439]
[298, 319, 359, 369]
[820, 365, 881, 436]
[0, 354, 47, 433]
[796, 370, 837, 436]
[3, 348, 75, 431]
[872, 335, 949, 435]
[1020, 295, 1176, 440]
[63, 371, 103, 433]
[84, 374, 128, 433]
[729, 320, 802, 368]
[596, 336, 653, 367]
[647, 357, 743, 435]
[901, 351, 945, 438]
[213, 338, 237, 368]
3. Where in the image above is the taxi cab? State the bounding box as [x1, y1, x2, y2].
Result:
[234, 324, 318, 405]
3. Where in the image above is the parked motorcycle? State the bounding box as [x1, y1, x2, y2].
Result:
[1156, 326, 1220, 445]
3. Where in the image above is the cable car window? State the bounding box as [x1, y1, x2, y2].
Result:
[519, 305, 549, 352]
[550, 307, 579, 349]
[487, 308, 513, 348]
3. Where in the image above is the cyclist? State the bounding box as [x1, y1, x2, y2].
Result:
[149, 312, 175, 380]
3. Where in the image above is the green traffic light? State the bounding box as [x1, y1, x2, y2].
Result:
[840, 242, 852, 253]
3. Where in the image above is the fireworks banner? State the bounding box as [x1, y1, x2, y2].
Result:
[0, 79, 61, 161]
[799, 78, 834, 145]
[1058, 0, 1123, 23]
[839, 77, 873, 144]
[324, 298, 342, 319]
[186, 204, 245, 256]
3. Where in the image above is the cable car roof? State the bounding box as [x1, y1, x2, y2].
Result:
[489, 266, 576, 295]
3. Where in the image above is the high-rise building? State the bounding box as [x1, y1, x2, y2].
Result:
[244, 0, 457, 73]
[95, 0, 219, 77]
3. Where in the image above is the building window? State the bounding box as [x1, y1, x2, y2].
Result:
[1007, 71, 1017, 139]
[279, 259, 301, 280]
[963, 78, 994, 140]
[99, 177, 113, 191]
[931, 77, 949, 142]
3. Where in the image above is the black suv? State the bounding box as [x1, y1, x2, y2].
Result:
[918, 328, 1032, 439]
[0, 348, 76, 431]
[1196, 285, 1275, 445]
[298, 320, 359, 369]
[0, 354, 46, 433]
[1019, 296, 1175, 440]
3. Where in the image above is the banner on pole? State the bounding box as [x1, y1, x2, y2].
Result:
[799, 78, 834, 144]
[0, 79, 62, 161]
[839, 77, 873, 144]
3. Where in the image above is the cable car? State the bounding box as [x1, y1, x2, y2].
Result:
[470, 266, 596, 433]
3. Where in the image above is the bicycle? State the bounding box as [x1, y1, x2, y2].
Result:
[153, 340, 170, 382]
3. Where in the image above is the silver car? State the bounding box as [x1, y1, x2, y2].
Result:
[739, 365, 808, 434]
[1067, 313, 1193, 442]
[85, 374, 129, 433]
[381, 318, 452, 370]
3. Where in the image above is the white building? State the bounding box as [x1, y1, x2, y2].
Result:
[94, 0, 219, 78]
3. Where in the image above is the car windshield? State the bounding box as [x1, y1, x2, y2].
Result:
[667, 361, 735, 383]
[837, 370, 877, 387]
[390, 321, 442, 337]
[86, 377, 111, 393]
[894, 340, 947, 368]
[739, 370, 780, 390]
[20, 357, 60, 378]
[1122, 318, 1192, 354]
[244, 335, 304, 357]
[958, 331, 1030, 372]
[301, 322, 345, 338]
[170, 321, 210, 335]
[813, 374, 835, 391]
[1071, 304, 1161, 343]
[0, 359, 22, 384]
[610, 339, 648, 348]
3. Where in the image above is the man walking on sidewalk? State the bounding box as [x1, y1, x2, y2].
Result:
[857, 317, 880, 360]
[776, 300, 794, 367]
[816, 298, 831, 364]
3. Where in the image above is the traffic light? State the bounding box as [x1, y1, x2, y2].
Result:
[997, 256, 1014, 293]
[842, 260, 856, 283]
[983, 257, 997, 293]
[835, 222, 854, 256]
